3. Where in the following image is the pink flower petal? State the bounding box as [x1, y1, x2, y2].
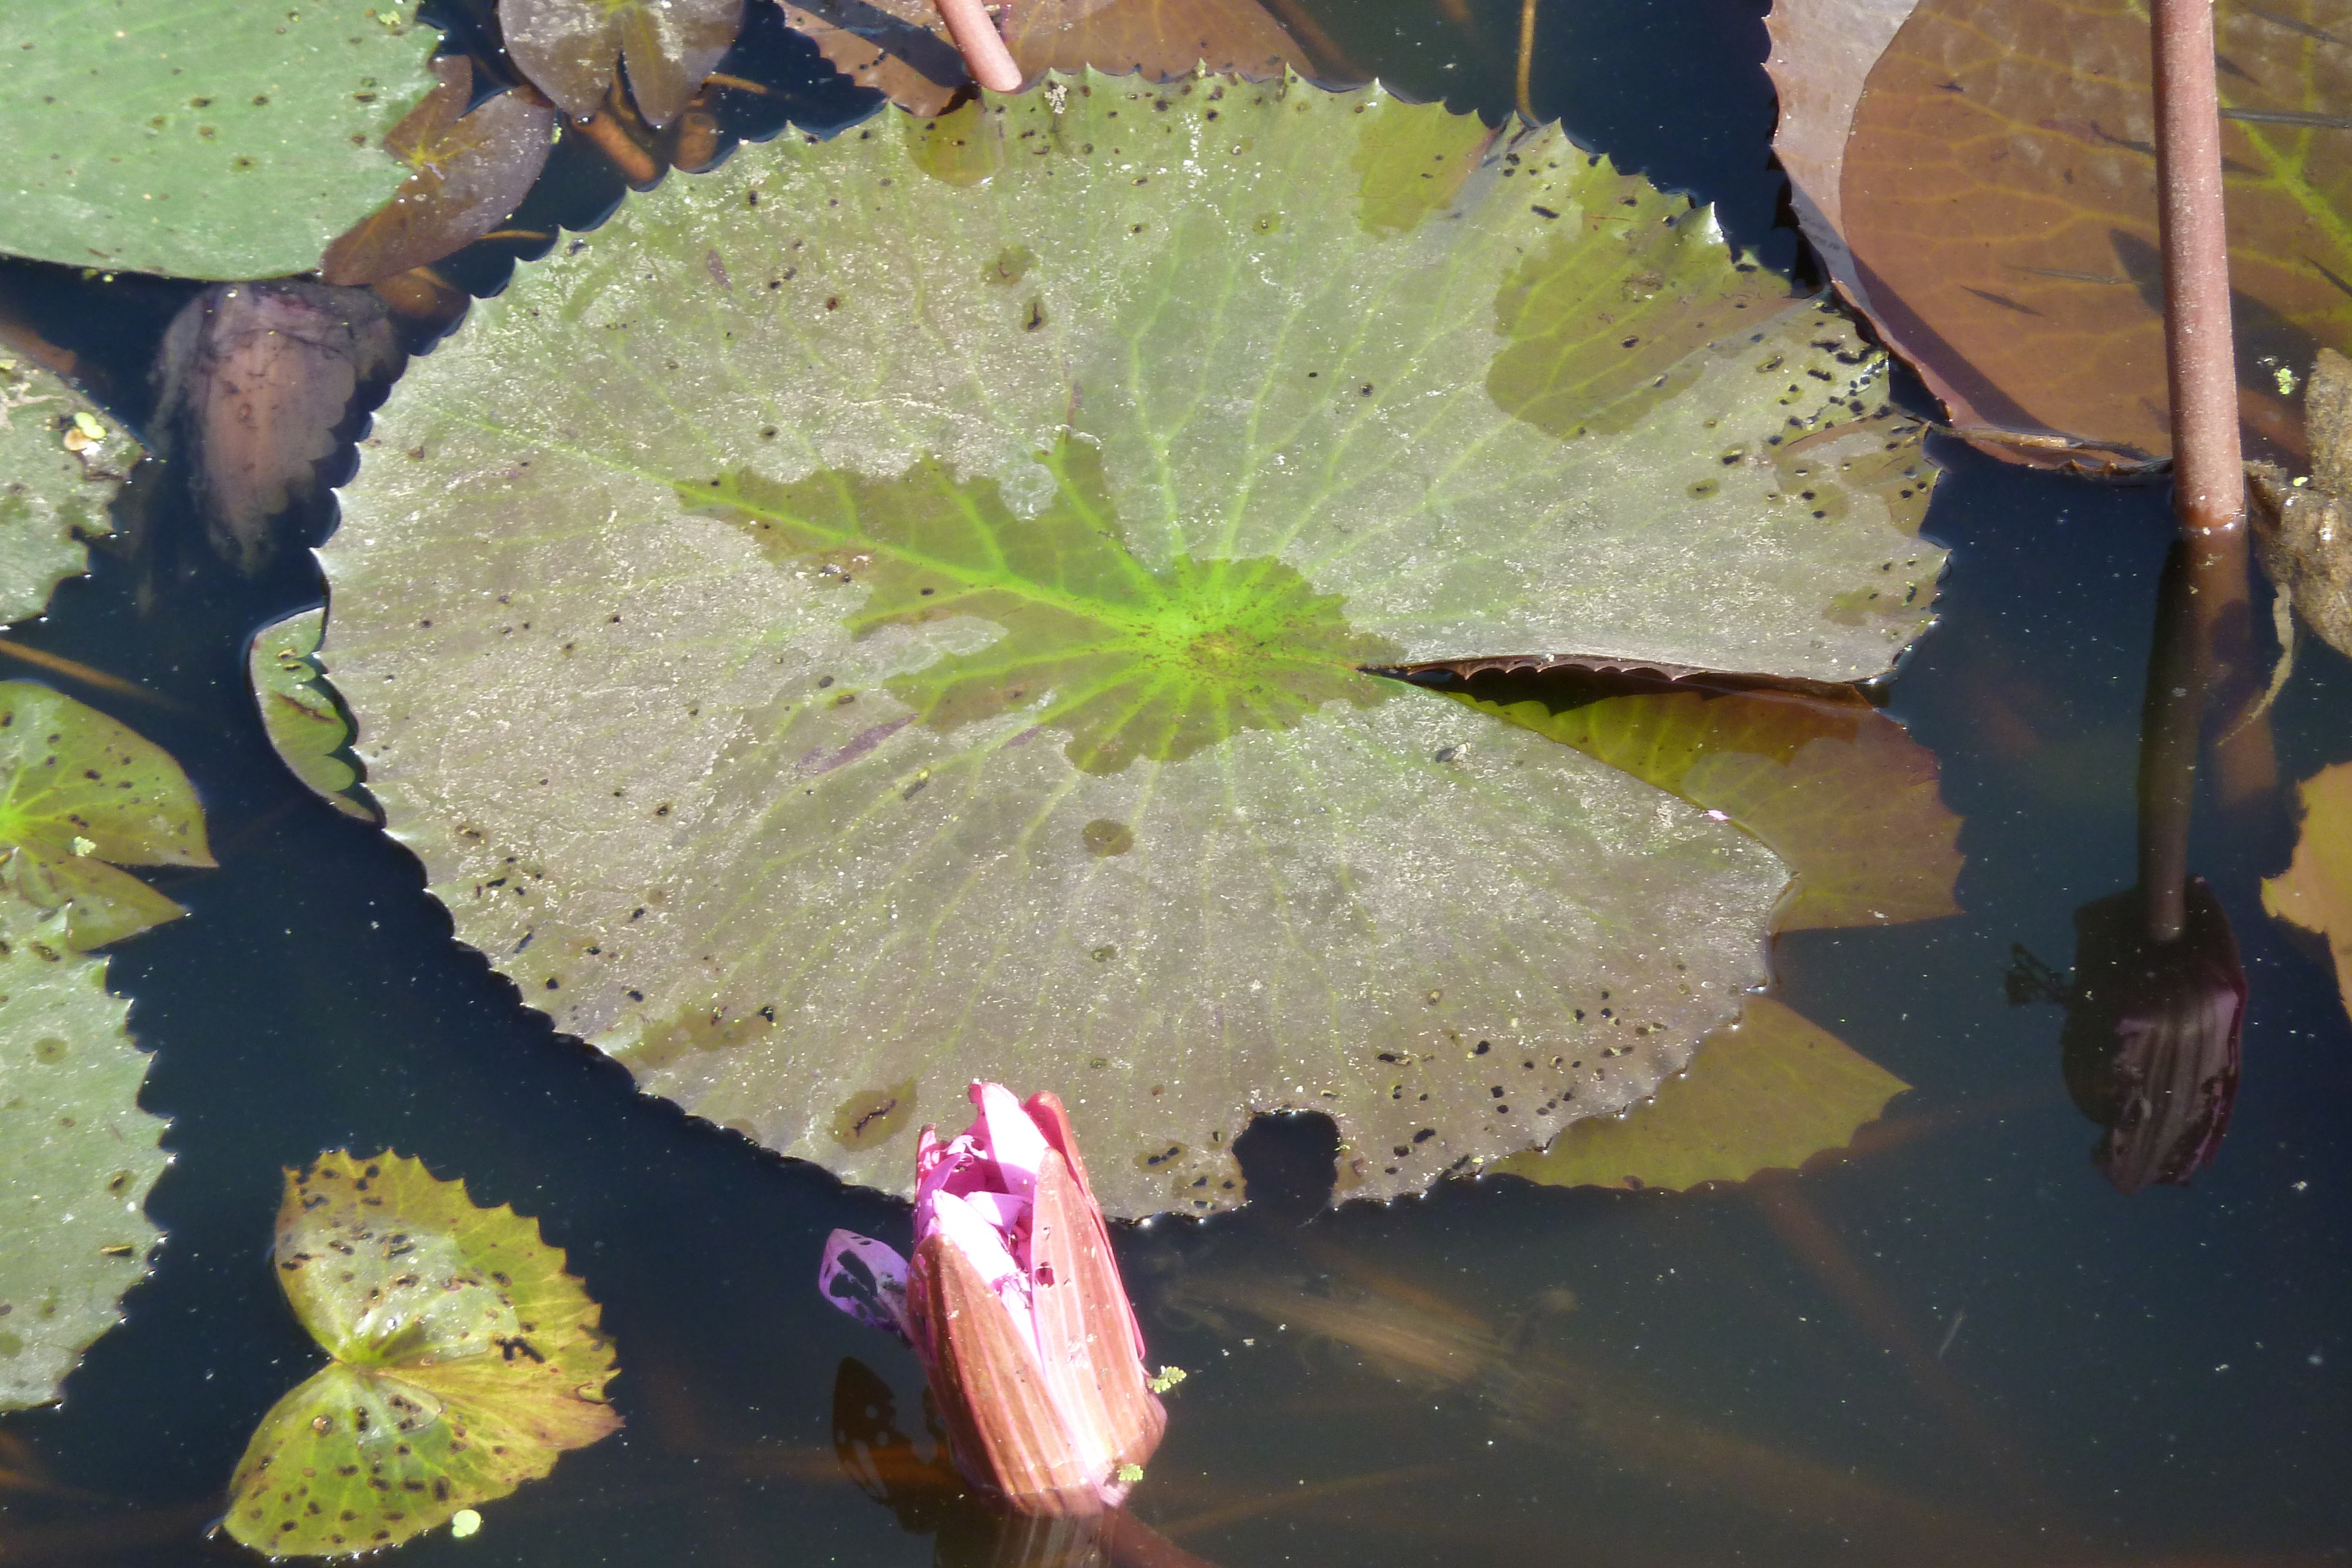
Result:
[817, 1229, 913, 1343]
[974, 1080, 1051, 1199]
[927, 1188, 1037, 1346]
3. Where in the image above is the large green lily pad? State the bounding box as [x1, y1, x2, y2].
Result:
[0, 359, 138, 627]
[226, 1151, 620, 1556]
[0, 0, 439, 280]
[0, 903, 168, 1410]
[323, 73, 1945, 1216]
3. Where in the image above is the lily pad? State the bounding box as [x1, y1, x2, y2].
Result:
[0, 903, 169, 1410]
[322, 73, 1945, 1216]
[2263, 760, 2352, 1026]
[1487, 994, 1909, 1191]
[0, 359, 138, 627]
[0, 0, 440, 281]
[0, 682, 215, 950]
[250, 610, 379, 822]
[1772, 0, 2352, 464]
[225, 1151, 620, 1557]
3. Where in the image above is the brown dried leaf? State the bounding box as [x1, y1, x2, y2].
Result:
[501, 0, 744, 128]
[320, 56, 557, 289]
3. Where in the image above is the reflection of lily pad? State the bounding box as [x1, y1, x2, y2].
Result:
[0, 682, 215, 950]
[225, 1152, 620, 1557]
[1489, 995, 1909, 1191]
[250, 610, 379, 822]
[0, 904, 169, 1410]
[323, 73, 1945, 1216]
[0, 359, 138, 627]
[0, 0, 440, 280]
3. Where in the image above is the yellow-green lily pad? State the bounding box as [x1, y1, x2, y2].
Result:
[225, 1151, 620, 1557]
[2263, 759, 2352, 1027]
[0, 682, 214, 950]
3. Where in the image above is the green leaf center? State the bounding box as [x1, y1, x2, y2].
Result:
[689, 436, 1405, 773]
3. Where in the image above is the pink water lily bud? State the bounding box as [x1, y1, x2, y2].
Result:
[818, 1082, 1167, 1515]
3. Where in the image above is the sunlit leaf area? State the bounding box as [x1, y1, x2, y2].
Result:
[1, 0, 2348, 1563]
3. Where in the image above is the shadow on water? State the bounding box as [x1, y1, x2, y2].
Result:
[3, 0, 2351, 1564]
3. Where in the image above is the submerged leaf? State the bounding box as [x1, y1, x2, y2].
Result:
[1488, 995, 1909, 1192]
[250, 610, 379, 822]
[323, 73, 1945, 1215]
[0, 359, 138, 626]
[0, 0, 440, 281]
[1438, 661, 1962, 931]
[784, 0, 1307, 116]
[0, 683, 213, 949]
[151, 283, 406, 576]
[2263, 760, 2352, 1025]
[320, 56, 559, 289]
[500, 0, 744, 128]
[0, 904, 168, 1410]
[225, 1151, 619, 1557]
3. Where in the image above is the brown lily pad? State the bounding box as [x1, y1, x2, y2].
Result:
[320, 55, 557, 288]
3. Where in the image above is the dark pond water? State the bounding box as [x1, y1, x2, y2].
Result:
[4, 0, 2350, 1563]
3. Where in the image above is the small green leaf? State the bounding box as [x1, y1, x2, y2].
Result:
[0, 683, 213, 948]
[249, 611, 378, 821]
[225, 1151, 620, 1557]
[0, 904, 168, 1410]
[0, 360, 138, 627]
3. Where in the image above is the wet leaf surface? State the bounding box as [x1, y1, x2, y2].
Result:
[250, 610, 379, 823]
[1487, 994, 1910, 1191]
[0, 359, 138, 627]
[0, 683, 213, 950]
[322, 73, 1945, 1216]
[2264, 759, 2352, 1024]
[0, 905, 167, 1411]
[783, 0, 1308, 117]
[225, 1151, 620, 1557]
[320, 56, 559, 289]
[501, 0, 746, 128]
[0, 0, 440, 281]
[1772, 0, 2352, 464]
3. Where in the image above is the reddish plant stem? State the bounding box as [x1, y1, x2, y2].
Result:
[2139, 0, 2250, 942]
[932, 0, 1022, 92]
